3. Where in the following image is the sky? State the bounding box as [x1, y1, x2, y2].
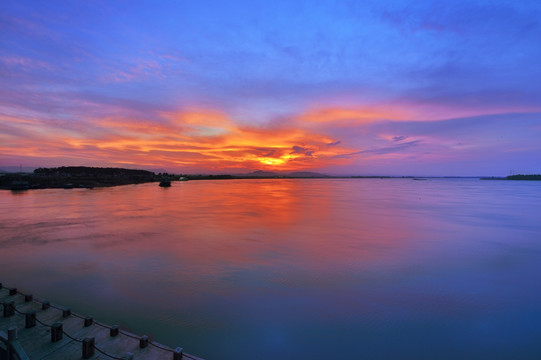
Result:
[1, 0, 541, 176]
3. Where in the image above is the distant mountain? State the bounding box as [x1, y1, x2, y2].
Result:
[242, 170, 279, 177]
[238, 170, 329, 178]
[287, 171, 328, 178]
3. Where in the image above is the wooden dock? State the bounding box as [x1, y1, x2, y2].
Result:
[0, 283, 203, 360]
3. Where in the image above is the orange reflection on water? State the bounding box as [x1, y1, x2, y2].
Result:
[0, 180, 415, 281]
[85, 180, 415, 276]
[0, 179, 423, 315]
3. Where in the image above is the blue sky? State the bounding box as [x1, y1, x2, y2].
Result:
[1, 0, 540, 175]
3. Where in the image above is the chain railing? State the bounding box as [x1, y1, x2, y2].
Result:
[1, 283, 196, 360]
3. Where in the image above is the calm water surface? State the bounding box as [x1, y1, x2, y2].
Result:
[1, 179, 541, 359]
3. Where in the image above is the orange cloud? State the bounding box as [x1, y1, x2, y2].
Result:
[3, 105, 412, 172]
[298, 106, 408, 125]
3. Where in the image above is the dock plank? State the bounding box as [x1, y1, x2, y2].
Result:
[1, 286, 202, 360]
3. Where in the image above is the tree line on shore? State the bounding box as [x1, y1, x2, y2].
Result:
[1, 166, 161, 190]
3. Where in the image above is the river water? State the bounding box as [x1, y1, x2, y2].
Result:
[1, 178, 540, 359]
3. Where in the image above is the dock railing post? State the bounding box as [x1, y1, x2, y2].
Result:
[84, 316, 93, 327]
[82, 337, 95, 359]
[9, 288, 17, 296]
[8, 327, 17, 341]
[25, 311, 36, 328]
[110, 325, 119, 337]
[139, 334, 149, 348]
[4, 326, 29, 360]
[7, 327, 17, 360]
[3, 301, 15, 317]
[42, 300, 50, 310]
[51, 322, 63, 342]
[173, 347, 184, 360]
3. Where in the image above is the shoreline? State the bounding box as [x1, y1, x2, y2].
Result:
[3, 165, 539, 191]
[0, 174, 487, 191]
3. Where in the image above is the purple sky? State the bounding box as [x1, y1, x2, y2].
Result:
[1, 0, 541, 175]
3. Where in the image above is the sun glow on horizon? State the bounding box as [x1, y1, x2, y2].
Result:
[3, 103, 540, 175]
[258, 157, 286, 166]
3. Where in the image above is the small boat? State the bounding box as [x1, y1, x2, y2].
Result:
[159, 180, 171, 187]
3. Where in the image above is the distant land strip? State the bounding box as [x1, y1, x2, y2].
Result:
[481, 174, 541, 181]
[0, 166, 400, 190]
[4, 166, 539, 191]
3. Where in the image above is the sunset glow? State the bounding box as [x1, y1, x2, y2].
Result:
[1, 1, 541, 175]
